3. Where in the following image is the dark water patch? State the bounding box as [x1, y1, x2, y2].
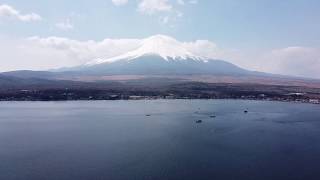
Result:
[0, 100, 320, 180]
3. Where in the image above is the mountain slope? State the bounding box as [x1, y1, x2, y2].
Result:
[72, 55, 252, 75]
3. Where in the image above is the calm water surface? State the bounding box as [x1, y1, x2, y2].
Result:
[0, 100, 320, 180]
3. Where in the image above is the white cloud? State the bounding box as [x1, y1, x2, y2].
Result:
[177, 11, 183, 17]
[136, 0, 187, 26]
[177, 0, 185, 5]
[158, 11, 183, 26]
[183, 40, 320, 78]
[111, 0, 128, 6]
[1, 35, 320, 78]
[138, 0, 172, 15]
[183, 40, 244, 65]
[258, 47, 320, 77]
[0, 36, 73, 71]
[26, 36, 141, 67]
[183, 40, 218, 57]
[0, 36, 141, 72]
[0, 4, 42, 22]
[159, 16, 169, 24]
[188, 0, 198, 4]
[55, 19, 74, 31]
[108, 0, 191, 26]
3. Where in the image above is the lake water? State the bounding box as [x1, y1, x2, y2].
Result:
[1, 100, 320, 180]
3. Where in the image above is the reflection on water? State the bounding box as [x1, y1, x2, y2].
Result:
[0, 100, 320, 180]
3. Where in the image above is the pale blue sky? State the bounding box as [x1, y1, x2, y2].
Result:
[0, 0, 320, 77]
[1, 0, 320, 48]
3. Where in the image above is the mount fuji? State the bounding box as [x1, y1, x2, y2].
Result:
[62, 35, 256, 76]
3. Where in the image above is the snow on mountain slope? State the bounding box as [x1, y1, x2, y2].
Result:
[56, 34, 257, 76]
[86, 35, 206, 65]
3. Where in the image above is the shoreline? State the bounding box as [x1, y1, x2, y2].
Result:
[0, 98, 319, 105]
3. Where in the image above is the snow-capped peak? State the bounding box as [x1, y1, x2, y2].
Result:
[135, 35, 201, 60]
[86, 34, 206, 65]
